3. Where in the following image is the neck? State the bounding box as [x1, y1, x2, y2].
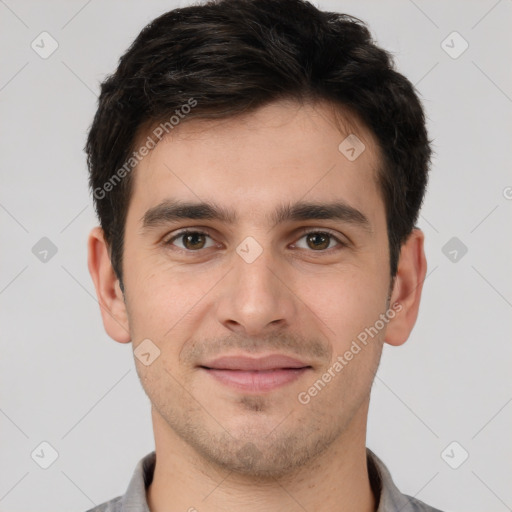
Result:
[146, 405, 377, 512]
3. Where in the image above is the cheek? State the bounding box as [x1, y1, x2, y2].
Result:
[298, 266, 389, 345]
[302, 271, 387, 410]
[124, 256, 221, 340]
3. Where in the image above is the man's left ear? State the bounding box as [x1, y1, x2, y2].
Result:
[385, 228, 427, 347]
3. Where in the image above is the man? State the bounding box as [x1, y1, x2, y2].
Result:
[86, 0, 441, 510]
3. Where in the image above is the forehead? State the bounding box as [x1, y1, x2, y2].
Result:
[127, 100, 384, 228]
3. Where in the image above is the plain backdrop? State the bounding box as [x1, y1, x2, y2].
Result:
[1, 1, 511, 511]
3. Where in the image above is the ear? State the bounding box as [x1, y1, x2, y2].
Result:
[385, 228, 427, 347]
[87, 226, 131, 343]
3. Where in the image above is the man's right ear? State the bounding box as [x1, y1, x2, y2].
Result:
[87, 226, 131, 343]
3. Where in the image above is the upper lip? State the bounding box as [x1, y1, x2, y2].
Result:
[200, 354, 311, 371]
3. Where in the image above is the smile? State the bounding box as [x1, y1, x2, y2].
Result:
[200, 367, 311, 393]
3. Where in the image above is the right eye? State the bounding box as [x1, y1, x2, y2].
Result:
[164, 230, 217, 251]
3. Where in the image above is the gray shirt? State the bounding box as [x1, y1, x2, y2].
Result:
[86, 449, 443, 511]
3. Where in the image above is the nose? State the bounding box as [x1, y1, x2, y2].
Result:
[215, 244, 297, 337]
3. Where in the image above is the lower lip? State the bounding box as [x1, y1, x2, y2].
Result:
[202, 368, 310, 393]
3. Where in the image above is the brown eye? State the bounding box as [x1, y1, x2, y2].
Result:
[294, 230, 343, 251]
[182, 232, 206, 250]
[165, 231, 214, 251]
[306, 232, 330, 250]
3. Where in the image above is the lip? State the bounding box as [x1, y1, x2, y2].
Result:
[198, 354, 312, 393]
[200, 354, 311, 371]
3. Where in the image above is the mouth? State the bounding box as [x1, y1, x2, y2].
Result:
[198, 354, 312, 393]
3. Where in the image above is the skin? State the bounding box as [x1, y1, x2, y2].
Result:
[88, 99, 427, 512]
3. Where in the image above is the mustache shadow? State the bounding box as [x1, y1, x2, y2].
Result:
[179, 331, 332, 366]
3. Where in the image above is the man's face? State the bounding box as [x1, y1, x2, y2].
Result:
[121, 100, 393, 477]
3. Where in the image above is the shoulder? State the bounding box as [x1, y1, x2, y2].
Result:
[401, 493, 445, 512]
[84, 495, 123, 512]
[367, 449, 445, 512]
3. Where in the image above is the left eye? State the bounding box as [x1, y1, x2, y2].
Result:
[293, 231, 342, 251]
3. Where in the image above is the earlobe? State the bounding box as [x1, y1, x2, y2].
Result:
[87, 226, 131, 344]
[385, 228, 427, 347]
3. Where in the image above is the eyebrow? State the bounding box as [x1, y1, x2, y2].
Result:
[140, 199, 372, 233]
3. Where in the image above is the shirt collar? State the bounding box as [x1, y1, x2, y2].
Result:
[367, 448, 422, 510]
[120, 451, 155, 512]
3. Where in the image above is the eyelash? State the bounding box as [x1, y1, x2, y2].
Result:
[163, 228, 346, 253]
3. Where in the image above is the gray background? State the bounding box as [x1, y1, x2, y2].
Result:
[1, 1, 511, 511]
